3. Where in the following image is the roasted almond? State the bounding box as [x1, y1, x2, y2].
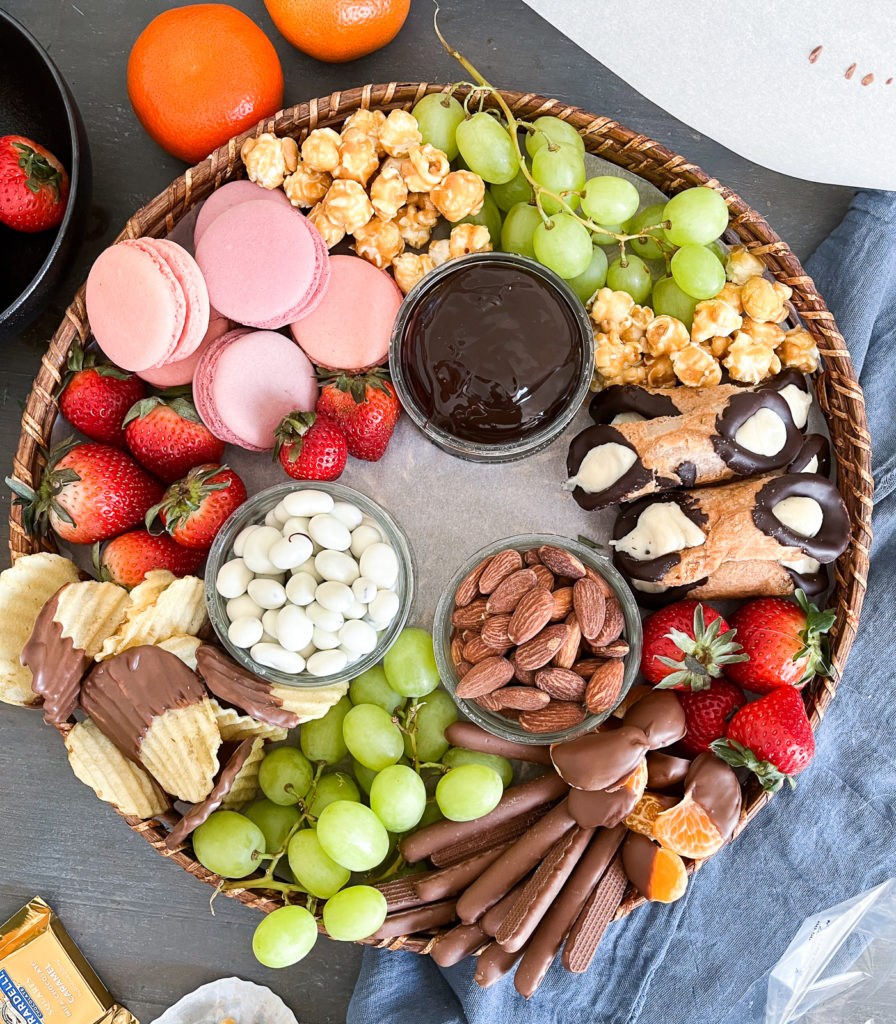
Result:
[523, 548, 542, 566]
[450, 635, 466, 665]
[486, 568, 538, 614]
[511, 652, 537, 686]
[518, 701, 587, 734]
[571, 657, 605, 678]
[481, 613, 513, 650]
[573, 578, 606, 641]
[464, 635, 506, 663]
[585, 660, 625, 714]
[552, 612, 581, 669]
[479, 549, 524, 594]
[456, 556, 492, 607]
[460, 628, 481, 644]
[451, 597, 489, 629]
[507, 587, 555, 645]
[455, 656, 515, 698]
[584, 564, 615, 598]
[514, 624, 570, 670]
[591, 638, 630, 659]
[549, 586, 574, 621]
[590, 597, 624, 646]
[455, 660, 472, 679]
[537, 545, 586, 580]
[497, 707, 522, 721]
[474, 692, 504, 711]
[534, 666, 586, 702]
[531, 564, 555, 591]
[491, 685, 551, 710]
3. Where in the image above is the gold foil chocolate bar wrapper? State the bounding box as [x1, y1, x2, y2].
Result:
[0, 897, 138, 1024]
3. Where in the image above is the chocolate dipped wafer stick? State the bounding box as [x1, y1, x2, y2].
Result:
[475, 941, 526, 988]
[444, 721, 553, 766]
[400, 773, 568, 863]
[480, 878, 531, 936]
[415, 844, 511, 903]
[514, 825, 626, 998]
[367, 900, 458, 942]
[375, 875, 428, 913]
[430, 922, 487, 967]
[430, 808, 546, 867]
[456, 799, 576, 923]
[561, 853, 629, 973]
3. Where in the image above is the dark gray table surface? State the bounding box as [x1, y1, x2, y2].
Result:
[0, 2, 855, 1022]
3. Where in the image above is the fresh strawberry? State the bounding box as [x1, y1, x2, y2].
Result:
[7, 438, 164, 544]
[641, 600, 748, 690]
[123, 389, 225, 482]
[678, 678, 747, 755]
[723, 592, 835, 695]
[95, 530, 206, 588]
[0, 135, 70, 232]
[711, 686, 815, 791]
[274, 410, 347, 481]
[58, 344, 146, 446]
[316, 369, 400, 462]
[146, 464, 246, 550]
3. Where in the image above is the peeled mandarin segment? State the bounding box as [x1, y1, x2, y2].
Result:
[648, 848, 689, 903]
[620, 758, 648, 799]
[653, 792, 725, 859]
[624, 791, 678, 838]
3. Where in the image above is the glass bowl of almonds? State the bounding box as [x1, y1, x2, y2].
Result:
[434, 534, 642, 744]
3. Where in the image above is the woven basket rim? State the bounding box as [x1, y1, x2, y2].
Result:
[8, 82, 874, 954]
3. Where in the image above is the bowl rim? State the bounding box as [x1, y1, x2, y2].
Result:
[0, 7, 86, 327]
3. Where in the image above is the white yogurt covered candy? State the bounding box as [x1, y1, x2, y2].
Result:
[360, 543, 399, 588]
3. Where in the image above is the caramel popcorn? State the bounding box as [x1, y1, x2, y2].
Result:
[645, 354, 676, 388]
[342, 108, 387, 156]
[739, 316, 785, 349]
[618, 363, 649, 385]
[449, 224, 492, 258]
[691, 299, 743, 344]
[379, 109, 422, 158]
[672, 344, 722, 387]
[307, 203, 345, 247]
[396, 194, 440, 248]
[593, 331, 644, 386]
[351, 216, 404, 269]
[428, 238, 451, 267]
[241, 133, 298, 189]
[725, 245, 766, 286]
[322, 179, 374, 233]
[779, 326, 819, 373]
[709, 334, 734, 359]
[590, 288, 635, 332]
[644, 315, 689, 357]
[334, 127, 380, 187]
[369, 163, 408, 220]
[301, 128, 341, 173]
[392, 252, 435, 295]
[401, 144, 450, 192]
[741, 276, 792, 323]
[723, 331, 782, 384]
[430, 170, 485, 222]
[716, 282, 743, 314]
[283, 162, 332, 208]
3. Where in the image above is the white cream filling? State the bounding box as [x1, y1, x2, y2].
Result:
[801, 455, 819, 474]
[610, 503, 706, 561]
[610, 412, 646, 425]
[566, 443, 637, 493]
[734, 407, 788, 457]
[630, 579, 669, 594]
[772, 496, 824, 538]
[779, 383, 812, 430]
[780, 556, 822, 575]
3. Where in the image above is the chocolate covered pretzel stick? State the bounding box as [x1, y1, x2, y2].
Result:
[444, 721, 553, 766]
[480, 877, 532, 936]
[561, 853, 629, 973]
[475, 941, 527, 988]
[431, 922, 488, 967]
[414, 844, 511, 903]
[367, 900, 458, 943]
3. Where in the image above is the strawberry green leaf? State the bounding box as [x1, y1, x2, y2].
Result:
[709, 738, 794, 792]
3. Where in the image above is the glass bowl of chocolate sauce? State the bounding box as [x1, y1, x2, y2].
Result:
[390, 253, 594, 462]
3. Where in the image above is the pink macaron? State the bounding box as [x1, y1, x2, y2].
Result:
[138, 306, 232, 388]
[193, 179, 292, 248]
[86, 239, 186, 372]
[142, 238, 210, 364]
[289, 254, 402, 371]
[195, 200, 328, 330]
[193, 329, 318, 451]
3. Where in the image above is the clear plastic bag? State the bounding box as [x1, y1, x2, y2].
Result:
[764, 878, 896, 1024]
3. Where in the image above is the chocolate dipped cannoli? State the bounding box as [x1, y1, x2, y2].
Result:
[566, 389, 802, 510]
[611, 473, 849, 594]
[788, 433, 830, 476]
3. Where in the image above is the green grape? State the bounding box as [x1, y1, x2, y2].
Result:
[565, 245, 608, 304]
[322, 885, 387, 942]
[530, 144, 585, 215]
[404, 689, 458, 763]
[309, 771, 360, 818]
[651, 275, 700, 329]
[411, 93, 465, 160]
[342, 703, 404, 770]
[435, 764, 503, 822]
[243, 799, 301, 853]
[525, 115, 585, 157]
[663, 186, 729, 246]
[501, 202, 541, 259]
[369, 764, 426, 832]
[591, 223, 627, 247]
[252, 905, 317, 968]
[352, 757, 378, 796]
[580, 176, 640, 225]
[455, 112, 517, 184]
[533, 213, 592, 279]
[288, 828, 350, 898]
[459, 189, 503, 248]
[316, 800, 390, 871]
[490, 164, 532, 211]
[383, 627, 439, 698]
[192, 811, 265, 878]
[606, 254, 652, 305]
[258, 746, 314, 806]
[349, 665, 406, 714]
[705, 239, 726, 264]
[442, 747, 513, 788]
[670, 244, 726, 300]
[300, 695, 351, 764]
[628, 203, 669, 261]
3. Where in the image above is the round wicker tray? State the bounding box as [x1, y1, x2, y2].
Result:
[8, 83, 874, 954]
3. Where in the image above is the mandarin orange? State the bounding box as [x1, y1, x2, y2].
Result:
[263, 0, 410, 63]
[128, 4, 284, 164]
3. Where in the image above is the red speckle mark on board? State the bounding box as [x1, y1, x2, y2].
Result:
[862, 73, 875, 85]
[845, 63, 857, 79]
[809, 45, 822, 63]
